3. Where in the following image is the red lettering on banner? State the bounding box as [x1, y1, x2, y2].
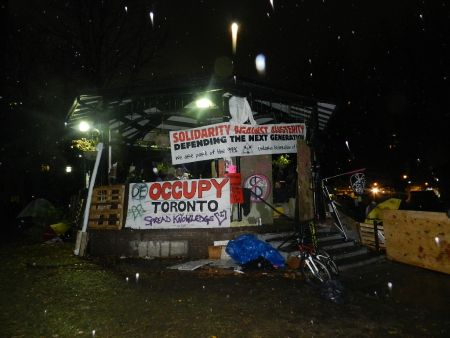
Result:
[149, 183, 161, 200]
[198, 180, 212, 198]
[172, 181, 182, 199]
[183, 180, 196, 199]
[211, 178, 229, 198]
[148, 179, 229, 200]
[172, 124, 231, 144]
[161, 182, 171, 200]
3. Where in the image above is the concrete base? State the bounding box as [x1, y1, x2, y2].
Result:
[87, 223, 293, 259]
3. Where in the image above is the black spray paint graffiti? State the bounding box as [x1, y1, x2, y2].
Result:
[128, 204, 146, 220]
[143, 209, 228, 227]
[131, 183, 148, 200]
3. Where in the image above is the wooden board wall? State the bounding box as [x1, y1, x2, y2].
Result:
[382, 210, 450, 274]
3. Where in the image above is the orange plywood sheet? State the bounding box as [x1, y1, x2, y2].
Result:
[382, 210, 450, 274]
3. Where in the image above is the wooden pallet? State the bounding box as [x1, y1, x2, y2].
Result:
[359, 221, 386, 251]
[88, 185, 126, 230]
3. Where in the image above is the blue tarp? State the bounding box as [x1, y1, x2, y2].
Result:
[225, 234, 285, 268]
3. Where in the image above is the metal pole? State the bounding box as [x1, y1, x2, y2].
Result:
[74, 143, 103, 256]
[81, 142, 103, 233]
[236, 156, 242, 221]
[108, 128, 112, 174]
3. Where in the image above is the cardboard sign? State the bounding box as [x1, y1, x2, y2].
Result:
[125, 179, 231, 229]
[170, 122, 306, 164]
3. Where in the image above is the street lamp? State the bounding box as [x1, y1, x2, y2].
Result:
[76, 120, 112, 173]
[371, 187, 380, 194]
[65, 165, 73, 173]
[195, 97, 214, 109]
[79, 121, 92, 132]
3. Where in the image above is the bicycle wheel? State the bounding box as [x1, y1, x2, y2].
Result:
[316, 250, 339, 276]
[301, 257, 331, 287]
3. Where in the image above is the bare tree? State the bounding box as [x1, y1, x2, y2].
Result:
[25, 0, 167, 90]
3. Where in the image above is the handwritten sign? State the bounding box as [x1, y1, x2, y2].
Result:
[125, 178, 231, 229]
[170, 122, 306, 165]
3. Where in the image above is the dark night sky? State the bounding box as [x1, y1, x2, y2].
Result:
[1, 0, 450, 206]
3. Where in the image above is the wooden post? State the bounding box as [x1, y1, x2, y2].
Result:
[373, 220, 380, 251]
[297, 140, 314, 222]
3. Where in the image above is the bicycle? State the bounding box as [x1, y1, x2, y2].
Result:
[315, 248, 339, 276]
[294, 238, 332, 287]
[308, 221, 339, 276]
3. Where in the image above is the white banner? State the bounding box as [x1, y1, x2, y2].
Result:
[125, 178, 231, 229]
[170, 122, 306, 165]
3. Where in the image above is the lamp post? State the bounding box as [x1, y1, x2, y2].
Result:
[77, 120, 112, 174]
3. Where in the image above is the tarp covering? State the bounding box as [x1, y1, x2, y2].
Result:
[17, 198, 56, 219]
[50, 222, 70, 236]
[366, 198, 402, 221]
[226, 234, 285, 268]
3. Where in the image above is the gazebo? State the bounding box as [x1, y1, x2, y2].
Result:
[66, 76, 337, 258]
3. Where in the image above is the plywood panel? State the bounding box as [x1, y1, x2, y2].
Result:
[382, 210, 450, 274]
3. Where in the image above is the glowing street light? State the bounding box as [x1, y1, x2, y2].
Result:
[231, 22, 239, 54]
[195, 97, 214, 109]
[402, 174, 408, 180]
[65, 165, 73, 173]
[78, 121, 91, 132]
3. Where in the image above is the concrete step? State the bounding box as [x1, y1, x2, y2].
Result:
[320, 239, 356, 251]
[317, 233, 345, 242]
[257, 232, 294, 242]
[332, 246, 369, 261]
[324, 243, 366, 255]
[257, 229, 384, 272]
[337, 252, 386, 271]
[315, 225, 338, 235]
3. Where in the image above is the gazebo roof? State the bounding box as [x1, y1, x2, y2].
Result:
[66, 76, 337, 147]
